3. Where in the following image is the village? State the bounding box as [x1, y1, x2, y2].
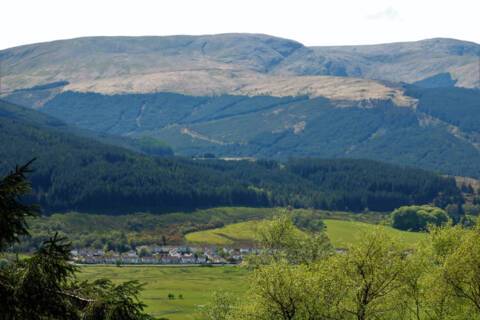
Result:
[70, 245, 257, 265]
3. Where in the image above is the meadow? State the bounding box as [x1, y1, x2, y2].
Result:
[185, 219, 426, 248]
[79, 265, 249, 320]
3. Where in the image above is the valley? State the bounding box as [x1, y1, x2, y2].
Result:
[1, 31, 480, 320]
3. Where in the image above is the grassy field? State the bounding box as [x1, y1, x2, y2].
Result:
[185, 221, 263, 245]
[186, 219, 427, 248]
[323, 219, 426, 248]
[79, 265, 249, 320]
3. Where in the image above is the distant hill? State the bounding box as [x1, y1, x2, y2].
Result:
[1, 34, 478, 99]
[0, 95, 173, 157]
[1, 34, 480, 178]
[0, 99, 461, 214]
[308, 38, 480, 88]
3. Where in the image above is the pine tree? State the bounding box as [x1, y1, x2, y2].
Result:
[0, 161, 155, 320]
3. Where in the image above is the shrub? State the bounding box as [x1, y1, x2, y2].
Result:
[391, 205, 449, 231]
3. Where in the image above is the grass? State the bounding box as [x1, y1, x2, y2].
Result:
[185, 221, 262, 245]
[79, 265, 249, 320]
[323, 219, 427, 248]
[186, 219, 427, 248]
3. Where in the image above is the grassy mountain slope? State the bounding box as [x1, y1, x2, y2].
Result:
[306, 38, 480, 88]
[1, 34, 477, 99]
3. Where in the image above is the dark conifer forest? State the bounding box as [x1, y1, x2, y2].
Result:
[0, 100, 462, 214]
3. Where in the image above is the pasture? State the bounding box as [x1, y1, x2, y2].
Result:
[79, 265, 249, 320]
[185, 219, 427, 248]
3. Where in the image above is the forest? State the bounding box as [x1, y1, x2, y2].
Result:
[6, 86, 480, 178]
[0, 98, 463, 214]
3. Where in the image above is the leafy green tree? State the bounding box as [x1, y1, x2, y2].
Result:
[335, 231, 409, 320]
[440, 224, 480, 316]
[419, 225, 473, 319]
[247, 262, 309, 320]
[202, 291, 237, 320]
[234, 229, 411, 320]
[246, 214, 332, 266]
[391, 205, 449, 231]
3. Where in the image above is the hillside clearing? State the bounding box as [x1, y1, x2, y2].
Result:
[185, 219, 427, 248]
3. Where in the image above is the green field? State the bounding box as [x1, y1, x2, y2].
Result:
[185, 221, 263, 245]
[79, 265, 248, 320]
[186, 219, 427, 248]
[323, 219, 426, 248]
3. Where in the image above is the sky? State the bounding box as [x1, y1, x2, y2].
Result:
[1, 0, 479, 50]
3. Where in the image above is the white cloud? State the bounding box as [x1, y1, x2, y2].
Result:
[366, 7, 401, 21]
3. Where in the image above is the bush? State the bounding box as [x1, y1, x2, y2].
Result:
[391, 205, 449, 231]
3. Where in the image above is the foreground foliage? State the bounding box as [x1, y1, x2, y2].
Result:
[205, 216, 480, 320]
[0, 162, 154, 320]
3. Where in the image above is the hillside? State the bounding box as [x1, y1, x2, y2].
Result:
[2, 34, 480, 178]
[0, 96, 173, 156]
[1, 34, 478, 97]
[8, 86, 480, 178]
[0, 99, 461, 213]
[308, 38, 480, 88]
[185, 219, 426, 248]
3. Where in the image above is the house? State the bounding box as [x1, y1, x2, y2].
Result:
[161, 255, 181, 264]
[140, 256, 157, 264]
[121, 251, 139, 264]
[196, 256, 207, 264]
[180, 253, 196, 264]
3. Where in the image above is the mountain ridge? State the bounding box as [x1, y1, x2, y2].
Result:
[1, 34, 478, 100]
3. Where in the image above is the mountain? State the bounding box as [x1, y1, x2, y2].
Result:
[1, 34, 478, 98]
[1, 34, 480, 178]
[0, 91, 173, 156]
[307, 38, 480, 88]
[0, 99, 462, 213]
[5, 84, 480, 178]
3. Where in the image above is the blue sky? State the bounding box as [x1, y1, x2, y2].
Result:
[1, 0, 478, 49]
